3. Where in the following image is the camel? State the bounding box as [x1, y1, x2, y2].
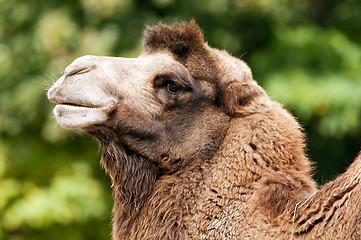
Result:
[47, 21, 361, 239]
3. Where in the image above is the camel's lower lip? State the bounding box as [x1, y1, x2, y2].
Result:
[53, 103, 116, 129]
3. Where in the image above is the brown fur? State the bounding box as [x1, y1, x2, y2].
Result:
[48, 21, 361, 239]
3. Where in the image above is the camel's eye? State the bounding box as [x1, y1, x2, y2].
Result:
[166, 81, 182, 95]
[153, 74, 184, 95]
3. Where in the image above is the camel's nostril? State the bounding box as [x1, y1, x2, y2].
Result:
[64, 56, 97, 77]
[65, 65, 94, 77]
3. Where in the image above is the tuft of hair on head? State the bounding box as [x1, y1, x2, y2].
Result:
[143, 20, 205, 58]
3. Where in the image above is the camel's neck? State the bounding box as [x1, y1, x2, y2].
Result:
[100, 140, 160, 238]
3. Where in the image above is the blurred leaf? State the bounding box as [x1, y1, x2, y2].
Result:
[3, 162, 107, 230]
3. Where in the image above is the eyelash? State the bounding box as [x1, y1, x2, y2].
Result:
[154, 74, 183, 95]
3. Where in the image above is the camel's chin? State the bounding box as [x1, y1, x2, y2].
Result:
[54, 105, 114, 129]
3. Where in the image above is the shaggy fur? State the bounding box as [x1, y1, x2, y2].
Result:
[48, 20, 361, 239]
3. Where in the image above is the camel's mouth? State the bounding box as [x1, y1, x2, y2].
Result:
[57, 101, 99, 109]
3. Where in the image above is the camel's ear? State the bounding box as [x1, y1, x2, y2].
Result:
[222, 81, 272, 117]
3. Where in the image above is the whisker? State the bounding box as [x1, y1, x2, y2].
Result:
[240, 51, 248, 59]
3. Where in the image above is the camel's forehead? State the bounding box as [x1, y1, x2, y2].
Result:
[135, 52, 184, 70]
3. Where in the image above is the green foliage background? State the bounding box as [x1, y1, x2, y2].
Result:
[0, 0, 360, 239]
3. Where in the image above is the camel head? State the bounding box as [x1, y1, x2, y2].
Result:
[47, 21, 272, 173]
